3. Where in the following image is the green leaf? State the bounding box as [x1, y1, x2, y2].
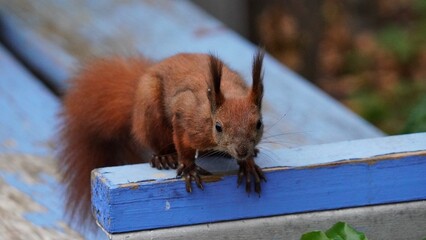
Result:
[301, 231, 331, 240]
[300, 222, 367, 240]
[325, 222, 367, 240]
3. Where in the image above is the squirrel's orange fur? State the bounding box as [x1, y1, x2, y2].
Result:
[58, 52, 265, 227]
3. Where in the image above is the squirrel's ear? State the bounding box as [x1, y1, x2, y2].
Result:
[208, 54, 224, 112]
[250, 49, 265, 109]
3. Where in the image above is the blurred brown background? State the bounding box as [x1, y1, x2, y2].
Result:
[192, 0, 426, 134]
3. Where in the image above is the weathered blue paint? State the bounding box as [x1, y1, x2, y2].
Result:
[92, 133, 426, 233]
[0, 172, 63, 230]
[0, 11, 75, 92]
[0, 169, 106, 239]
[0, 42, 64, 230]
[0, 44, 60, 156]
[0, 45, 104, 239]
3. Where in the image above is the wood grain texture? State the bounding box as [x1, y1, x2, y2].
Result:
[0, 0, 383, 146]
[92, 133, 426, 233]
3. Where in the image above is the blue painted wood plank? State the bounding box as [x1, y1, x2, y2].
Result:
[0, 0, 382, 146]
[0, 10, 76, 93]
[0, 43, 59, 156]
[92, 133, 426, 233]
[0, 44, 105, 239]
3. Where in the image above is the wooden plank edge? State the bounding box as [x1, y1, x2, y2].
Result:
[91, 133, 426, 184]
[91, 133, 426, 233]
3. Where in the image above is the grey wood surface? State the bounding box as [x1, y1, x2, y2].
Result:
[105, 200, 426, 240]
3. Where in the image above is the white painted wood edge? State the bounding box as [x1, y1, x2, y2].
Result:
[95, 132, 426, 186]
[193, 132, 426, 174]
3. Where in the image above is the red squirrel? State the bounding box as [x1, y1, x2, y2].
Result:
[58, 51, 266, 225]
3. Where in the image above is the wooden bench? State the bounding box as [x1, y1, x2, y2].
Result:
[1, 0, 424, 239]
[0, 44, 84, 239]
[93, 133, 426, 239]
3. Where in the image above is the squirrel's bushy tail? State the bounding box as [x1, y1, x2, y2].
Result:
[57, 57, 152, 229]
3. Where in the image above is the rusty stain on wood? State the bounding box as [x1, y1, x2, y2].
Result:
[201, 175, 224, 183]
[298, 150, 426, 170]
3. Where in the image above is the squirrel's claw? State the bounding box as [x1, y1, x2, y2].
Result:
[237, 159, 266, 196]
[177, 163, 210, 192]
[150, 153, 178, 170]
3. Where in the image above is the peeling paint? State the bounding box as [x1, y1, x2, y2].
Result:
[165, 200, 171, 210]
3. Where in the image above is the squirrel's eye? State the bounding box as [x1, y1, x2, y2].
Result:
[215, 122, 223, 132]
[256, 120, 263, 130]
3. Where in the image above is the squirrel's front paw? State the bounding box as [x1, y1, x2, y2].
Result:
[176, 163, 211, 193]
[150, 153, 178, 170]
[237, 159, 266, 195]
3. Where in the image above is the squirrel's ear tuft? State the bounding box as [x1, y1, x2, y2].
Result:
[250, 49, 265, 109]
[208, 54, 224, 112]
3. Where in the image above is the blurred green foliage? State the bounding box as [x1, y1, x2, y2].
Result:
[259, 0, 426, 134]
[377, 26, 414, 65]
[404, 95, 426, 132]
[334, 0, 426, 134]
